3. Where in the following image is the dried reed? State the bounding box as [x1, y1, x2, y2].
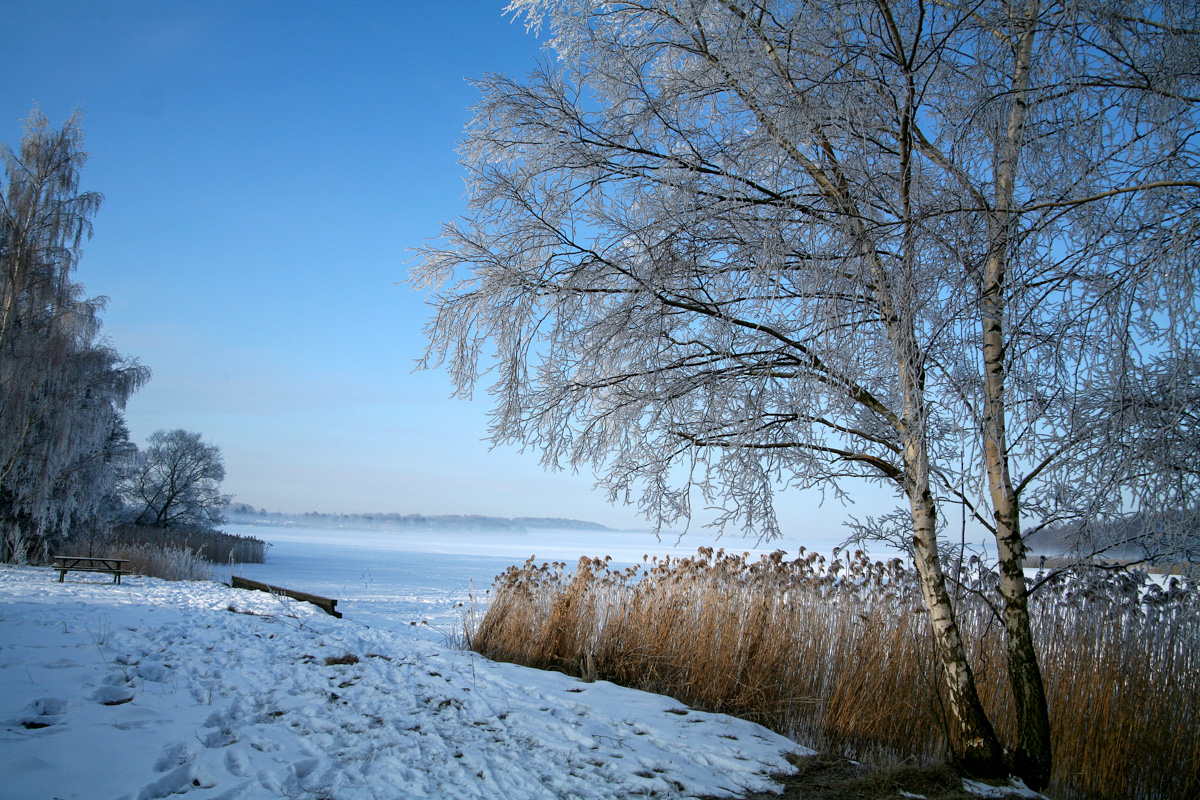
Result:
[103, 542, 214, 581]
[470, 547, 1198, 800]
[109, 525, 269, 564]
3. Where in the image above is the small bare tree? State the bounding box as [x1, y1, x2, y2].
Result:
[123, 429, 231, 530]
[414, 0, 1198, 785]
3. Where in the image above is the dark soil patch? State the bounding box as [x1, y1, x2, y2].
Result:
[702, 752, 978, 800]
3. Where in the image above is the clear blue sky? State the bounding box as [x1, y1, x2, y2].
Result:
[1, 0, 892, 541]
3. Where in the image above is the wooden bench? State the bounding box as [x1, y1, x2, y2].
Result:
[53, 556, 131, 584]
[230, 575, 342, 618]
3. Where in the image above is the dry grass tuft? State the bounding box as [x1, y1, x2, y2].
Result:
[471, 548, 1199, 800]
[324, 653, 360, 666]
[103, 542, 213, 581]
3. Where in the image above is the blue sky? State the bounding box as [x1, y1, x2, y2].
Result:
[1, 1, 892, 542]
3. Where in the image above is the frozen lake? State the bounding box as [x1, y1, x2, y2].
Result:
[221, 523, 849, 637]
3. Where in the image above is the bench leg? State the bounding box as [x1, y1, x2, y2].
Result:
[59, 570, 67, 582]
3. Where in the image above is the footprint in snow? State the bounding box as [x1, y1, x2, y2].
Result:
[201, 723, 239, 749]
[91, 685, 135, 706]
[15, 696, 67, 728]
[153, 741, 197, 772]
[134, 764, 216, 800]
[224, 749, 251, 777]
[135, 662, 172, 682]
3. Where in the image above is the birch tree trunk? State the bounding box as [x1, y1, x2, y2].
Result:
[909, 457, 1005, 773]
[417, 2, 1198, 790]
[978, 0, 1051, 786]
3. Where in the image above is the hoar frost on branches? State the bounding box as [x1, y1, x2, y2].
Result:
[0, 111, 148, 562]
[414, 0, 1198, 786]
[123, 429, 232, 530]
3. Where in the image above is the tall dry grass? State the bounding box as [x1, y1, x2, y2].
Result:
[469, 547, 1198, 800]
[108, 525, 269, 564]
[102, 542, 213, 581]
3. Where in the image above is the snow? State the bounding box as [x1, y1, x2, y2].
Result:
[960, 778, 1043, 799]
[1, 524, 1048, 799]
[219, 523, 822, 640]
[0, 524, 807, 800]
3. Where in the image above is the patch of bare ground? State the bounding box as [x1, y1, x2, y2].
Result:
[702, 752, 978, 800]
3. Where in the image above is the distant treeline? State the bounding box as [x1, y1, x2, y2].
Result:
[225, 505, 611, 534]
[512, 517, 610, 530]
[110, 525, 268, 564]
[1026, 512, 1197, 564]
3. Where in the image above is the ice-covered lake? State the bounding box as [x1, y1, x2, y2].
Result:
[222, 523, 847, 637]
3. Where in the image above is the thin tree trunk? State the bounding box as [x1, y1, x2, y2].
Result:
[863, 158, 1006, 775]
[908, 461, 1006, 776]
[978, 0, 1052, 787]
[868, 7, 1005, 774]
[981, 259, 1052, 787]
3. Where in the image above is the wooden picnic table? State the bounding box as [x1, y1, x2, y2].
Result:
[52, 556, 131, 584]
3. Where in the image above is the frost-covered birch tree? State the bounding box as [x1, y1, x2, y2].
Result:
[0, 111, 149, 562]
[413, 0, 1199, 784]
[907, 5, 1199, 784]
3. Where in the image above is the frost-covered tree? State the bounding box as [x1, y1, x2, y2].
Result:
[123, 429, 231, 529]
[0, 111, 149, 562]
[415, 0, 1198, 784]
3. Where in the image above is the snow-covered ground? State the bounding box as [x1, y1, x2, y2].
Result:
[2, 525, 1045, 799]
[0, 525, 807, 800]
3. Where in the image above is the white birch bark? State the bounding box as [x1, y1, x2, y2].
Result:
[416, 0, 1199, 784]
